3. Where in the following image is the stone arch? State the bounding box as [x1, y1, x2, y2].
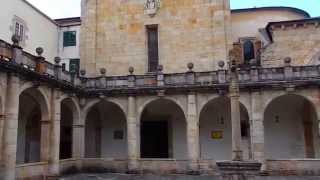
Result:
[84, 99, 127, 159]
[139, 98, 187, 159]
[19, 83, 50, 119]
[262, 91, 319, 114]
[59, 96, 81, 124]
[138, 97, 187, 123]
[264, 94, 320, 159]
[199, 96, 251, 160]
[83, 98, 127, 120]
[16, 87, 50, 164]
[198, 95, 250, 117]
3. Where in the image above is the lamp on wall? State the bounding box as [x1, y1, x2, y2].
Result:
[275, 115, 280, 123]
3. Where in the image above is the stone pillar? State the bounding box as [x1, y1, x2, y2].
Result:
[127, 96, 140, 173]
[73, 113, 86, 170]
[229, 70, 243, 161]
[0, 111, 5, 163]
[250, 91, 265, 163]
[48, 90, 61, 176]
[41, 120, 51, 162]
[2, 75, 20, 180]
[187, 93, 200, 173]
[0, 73, 7, 165]
[72, 124, 85, 157]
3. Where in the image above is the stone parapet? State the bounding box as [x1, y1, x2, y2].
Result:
[1, 38, 320, 96]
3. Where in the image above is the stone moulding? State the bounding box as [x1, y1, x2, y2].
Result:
[216, 161, 262, 173]
[1, 39, 320, 97]
[144, 0, 161, 17]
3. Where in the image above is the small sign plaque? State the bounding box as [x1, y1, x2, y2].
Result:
[211, 131, 223, 139]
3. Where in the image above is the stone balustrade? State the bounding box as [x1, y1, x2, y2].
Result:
[0, 38, 78, 90]
[82, 64, 320, 91]
[0, 38, 320, 94]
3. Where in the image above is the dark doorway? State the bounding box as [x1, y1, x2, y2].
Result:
[60, 100, 73, 160]
[69, 59, 80, 75]
[141, 121, 169, 158]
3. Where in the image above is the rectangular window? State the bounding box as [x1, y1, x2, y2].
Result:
[146, 25, 159, 72]
[63, 31, 77, 47]
[62, 63, 66, 71]
[69, 59, 80, 74]
[15, 22, 24, 41]
[20, 25, 24, 40]
[15, 23, 19, 36]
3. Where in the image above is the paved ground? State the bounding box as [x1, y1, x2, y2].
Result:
[60, 174, 220, 180]
[60, 174, 320, 180]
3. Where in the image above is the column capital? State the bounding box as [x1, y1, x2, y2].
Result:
[187, 91, 197, 95]
[250, 88, 263, 93]
[41, 119, 51, 124]
[128, 94, 137, 97]
[73, 124, 85, 128]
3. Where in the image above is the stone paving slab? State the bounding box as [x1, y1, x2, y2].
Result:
[60, 174, 221, 180]
[60, 174, 320, 180]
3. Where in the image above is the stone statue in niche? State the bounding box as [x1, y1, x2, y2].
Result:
[144, 0, 161, 17]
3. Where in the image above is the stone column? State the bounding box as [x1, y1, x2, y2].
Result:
[2, 75, 20, 180]
[72, 123, 85, 156]
[127, 96, 140, 173]
[48, 90, 61, 176]
[229, 69, 243, 161]
[73, 113, 86, 170]
[40, 120, 51, 162]
[0, 111, 5, 163]
[187, 93, 200, 173]
[250, 91, 265, 163]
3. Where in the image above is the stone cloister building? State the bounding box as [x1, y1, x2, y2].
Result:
[0, 0, 320, 179]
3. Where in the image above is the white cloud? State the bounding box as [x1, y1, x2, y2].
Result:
[26, 0, 81, 19]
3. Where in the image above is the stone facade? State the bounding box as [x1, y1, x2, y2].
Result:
[262, 19, 320, 67]
[80, 0, 231, 76]
[1, 1, 320, 180]
[1, 35, 320, 179]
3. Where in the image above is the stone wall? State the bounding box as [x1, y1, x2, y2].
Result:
[261, 23, 320, 67]
[61, 173, 320, 180]
[231, 9, 307, 43]
[80, 0, 232, 76]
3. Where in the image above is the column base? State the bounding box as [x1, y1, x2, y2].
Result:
[127, 159, 140, 174]
[216, 161, 262, 175]
[186, 170, 200, 175]
[126, 170, 141, 174]
[45, 175, 60, 180]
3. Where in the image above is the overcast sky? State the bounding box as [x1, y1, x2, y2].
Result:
[27, 0, 319, 19]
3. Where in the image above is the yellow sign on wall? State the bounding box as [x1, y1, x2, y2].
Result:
[211, 131, 223, 139]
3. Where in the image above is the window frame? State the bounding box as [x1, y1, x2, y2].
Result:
[239, 37, 256, 64]
[14, 21, 25, 42]
[12, 16, 28, 46]
[63, 31, 77, 47]
[69, 58, 80, 74]
[146, 24, 159, 73]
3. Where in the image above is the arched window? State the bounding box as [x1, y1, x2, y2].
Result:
[243, 40, 255, 63]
